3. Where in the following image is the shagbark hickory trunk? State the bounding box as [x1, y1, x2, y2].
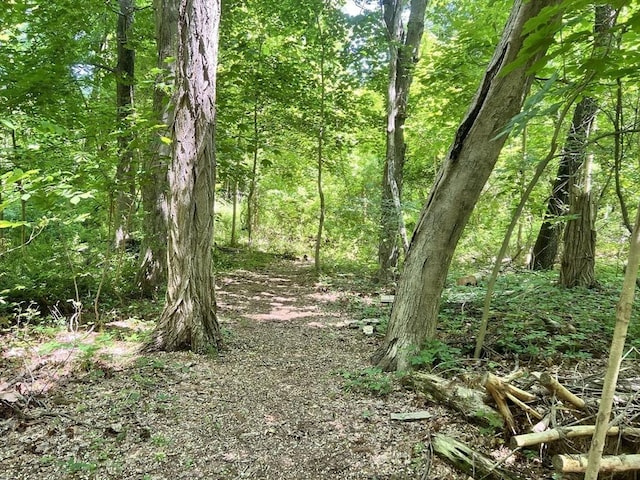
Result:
[560, 5, 617, 288]
[373, 0, 558, 371]
[144, 0, 222, 353]
[377, 0, 427, 283]
[137, 0, 177, 296]
[530, 98, 598, 270]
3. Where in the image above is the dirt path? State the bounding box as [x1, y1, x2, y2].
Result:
[1, 260, 463, 479]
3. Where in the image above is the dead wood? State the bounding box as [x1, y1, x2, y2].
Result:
[483, 373, 516, 433]
[432, 434, 524, 480]
[553, 453, 640, 473]
[407, 372, 504, 430]
[534, 372, 587, 411]
[512, 425, 640, 448]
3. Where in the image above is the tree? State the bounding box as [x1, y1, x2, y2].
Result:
[113, 0, 137, 249]
[144, 0, 223, 353]
[559, 5, 617, 288]
[373, 0, 560, 371]
[585, 200, 640, 479]
[137, 0, 177, 296]
[530, 97, 597, 270]
[378, 0, 428, 283]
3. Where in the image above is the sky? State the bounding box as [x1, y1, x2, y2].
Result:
[342, 0, 375, 16]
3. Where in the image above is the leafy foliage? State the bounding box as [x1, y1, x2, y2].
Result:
[340, 367, 394, 396]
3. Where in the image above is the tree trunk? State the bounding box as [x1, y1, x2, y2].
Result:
[372, 0, 558, 371]
[114, 0, 137, 249]
[560, 5, 617, 288]
[137, 0, 177, 296]
[246, 42, 263, 247]
[530, 99, 597, 270]
[585, 199, 640, 478]
[314, 12, 326, 275]
[144, 0, 222, 353]
[377, 0, 427, 283]
[231, 178, 238, 247]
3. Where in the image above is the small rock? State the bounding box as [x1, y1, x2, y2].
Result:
[363, 325, 374, 336]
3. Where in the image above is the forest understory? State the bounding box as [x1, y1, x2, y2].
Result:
[1, 253, 639, 480]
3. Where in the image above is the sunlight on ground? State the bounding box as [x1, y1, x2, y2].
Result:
[1, 319, 146, 400]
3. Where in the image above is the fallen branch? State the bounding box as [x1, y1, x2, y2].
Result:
[432, 434, 524, 480]
[534, 372, 587, 411]
[553, 453, 640, 473]
[482, 373, 543, 432]
[511, 425, 640, 448]
[483, 373, 516, 434]
[407, 372, 503, 430]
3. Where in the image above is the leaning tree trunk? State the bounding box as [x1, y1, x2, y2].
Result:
[377, 0, 427, 283]
[560, 5, 617, 288]
[144, 0, 222, 353]
[530, 98, 597, 270]
[137, 0, 177, 296]
[114, 0, 137, 249]
[373, 0, 559, 371]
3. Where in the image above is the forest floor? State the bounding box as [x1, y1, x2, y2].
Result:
[1, 253, 636, 479]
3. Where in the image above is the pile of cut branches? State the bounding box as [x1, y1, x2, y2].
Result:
[405, 367, 640, 479]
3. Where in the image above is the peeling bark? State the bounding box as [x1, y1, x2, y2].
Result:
[137, 0, 177, 296]
[144, 0, 222, 353]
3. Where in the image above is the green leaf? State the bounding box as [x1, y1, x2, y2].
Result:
[0, 220, 27, 229]
[160, 136, 172, 145]
[0, 119, 17, 130]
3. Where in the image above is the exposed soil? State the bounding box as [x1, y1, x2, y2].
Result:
[7, 257, 632, 479]
[1, 259, 477, 480]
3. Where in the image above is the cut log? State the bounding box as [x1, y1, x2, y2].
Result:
[432, 434, 524, 480]
[504, 391, 544, 421]
[511, 426, 640, 448]
[407, 372, 503, 430]
[483, 373, 516, 434]
[390, 410, 432, 421]
[535, 372, 587, 410]
[553, 454, 640, 473]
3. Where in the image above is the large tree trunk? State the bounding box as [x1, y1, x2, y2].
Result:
[373, 0, 558, 371]
[144, 0, 222, 353]
[559, 5, 617, 288]
[114, 0, 137, 249]
[377, 0, 427, 283]
[530, 98, 597, 270]
[137, 0, 177, 296]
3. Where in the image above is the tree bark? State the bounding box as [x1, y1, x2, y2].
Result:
[246, 40, 263, 247]
[144, 0, 222, 353]
[373, 0, 558, 371]
[314, 11, 326, 275]
[377, 0, 427, 283]
[585, 199, 640, 478]
[530, 99, 596, 270]
[560, 5, 617, 288]
[137, 0, 177, 296]
[114, 0, 137, 249]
